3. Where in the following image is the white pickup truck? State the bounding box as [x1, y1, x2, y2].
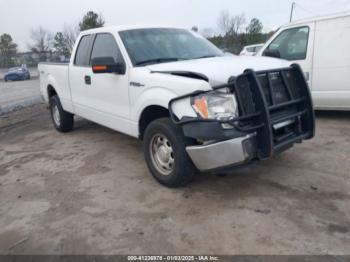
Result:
[39, 25, 315, 187]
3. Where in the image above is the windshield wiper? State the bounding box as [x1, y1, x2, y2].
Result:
[136, 58, 180, 66]
[194, 55, 219, 60]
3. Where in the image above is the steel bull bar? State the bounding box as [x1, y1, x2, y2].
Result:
[169, 64, 315, 171]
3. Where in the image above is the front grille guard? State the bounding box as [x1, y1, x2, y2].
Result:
[168, 64, 315, 159]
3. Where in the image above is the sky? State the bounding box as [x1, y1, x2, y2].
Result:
[1, 0, 350, 51]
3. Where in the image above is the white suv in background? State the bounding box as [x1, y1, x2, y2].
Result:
[257, 12, 350, 110]
[240, 44, 264, 56]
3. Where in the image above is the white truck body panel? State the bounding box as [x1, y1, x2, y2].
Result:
[146, 55, 290, 86]
[39, 26, 291, 138]
[257, 12, 350, 110]
[39, 63, 74, 112]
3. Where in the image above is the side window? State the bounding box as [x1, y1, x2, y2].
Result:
[255, 46, 262, 52]
[247, 47, 255, 52]
[266, 26, 309, 60]
[90, 33, 124, 65]
[74, 35, 93, 66]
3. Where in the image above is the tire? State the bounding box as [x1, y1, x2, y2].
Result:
[143, 117, 196, 188]
[4, 77, 7, 82]
[49, 95, 74, 133]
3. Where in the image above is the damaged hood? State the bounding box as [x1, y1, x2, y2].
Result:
[146, 55, 291, 86]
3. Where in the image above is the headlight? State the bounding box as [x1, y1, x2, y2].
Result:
[191, 92, 238, 121]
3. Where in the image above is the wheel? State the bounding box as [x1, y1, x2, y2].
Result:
[49, 95, 74, 132]
[143, 117, 196, 188]
[4, 77, 7, 82]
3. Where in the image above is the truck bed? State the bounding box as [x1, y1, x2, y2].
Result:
[38, 62, 73, 112]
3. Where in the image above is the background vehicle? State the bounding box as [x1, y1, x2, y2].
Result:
[240, 43, 264, 56]
[39, 26, 314, 187]
[4, 66, 31, 81]
[257, 12, 350, 110]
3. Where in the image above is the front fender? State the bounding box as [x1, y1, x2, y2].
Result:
[131, 86, 178, 122]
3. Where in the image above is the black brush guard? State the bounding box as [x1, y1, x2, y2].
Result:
[169, 64, 315, 160]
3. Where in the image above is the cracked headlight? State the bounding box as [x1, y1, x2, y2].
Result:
[191, 92, 238, 121]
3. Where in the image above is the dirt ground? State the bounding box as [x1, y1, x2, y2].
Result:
[0, 104, 349, 255]
[0, 80, 42, 115]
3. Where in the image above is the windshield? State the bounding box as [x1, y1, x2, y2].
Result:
[119, 28, 224, 66]
[9, 67, 20, 72]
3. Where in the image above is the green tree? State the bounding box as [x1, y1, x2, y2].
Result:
[53, 32, 71, 58]
[245, 18, 264, 45]
[0, 33, 18, 68]
[61, 24, 79, 54]
[79, 11, 105, 31]
[246, 18, 263, 34]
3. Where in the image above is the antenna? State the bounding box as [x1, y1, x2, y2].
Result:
[290, 2, 296, 22]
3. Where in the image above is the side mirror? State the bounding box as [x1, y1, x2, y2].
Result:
[91, 57, 125, 74]
[263, 49, 281, 59]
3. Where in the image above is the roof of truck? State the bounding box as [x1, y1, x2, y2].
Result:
[81, 25, 186, 34]
[286, 11, 350, 27]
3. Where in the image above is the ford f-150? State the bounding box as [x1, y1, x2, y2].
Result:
[39, 26, 315, 187]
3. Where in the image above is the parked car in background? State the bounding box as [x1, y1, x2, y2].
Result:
[4, 66, 31, 81]
[257, 12, 350, 110]
[239, 44, 264, 56]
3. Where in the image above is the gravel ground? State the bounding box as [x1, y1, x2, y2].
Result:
[0, 80, 42, 115]
[0, 104, 349, 255]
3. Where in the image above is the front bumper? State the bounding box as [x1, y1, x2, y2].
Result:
[169, 64, 315, 171]
[186, 134, 256, 172]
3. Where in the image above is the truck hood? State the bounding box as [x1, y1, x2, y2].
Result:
[146, 55, 291, 86]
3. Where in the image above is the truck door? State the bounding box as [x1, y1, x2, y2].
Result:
[70, 33, 131, 134]
[88, 33, 130, 131]
[69, 34, 95, 114]
[260, 24, 315, 88]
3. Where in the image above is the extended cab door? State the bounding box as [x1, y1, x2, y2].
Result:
[69, 34, 95, 112]
[70, 33, 132, 134]
[259, 23, 315, 88]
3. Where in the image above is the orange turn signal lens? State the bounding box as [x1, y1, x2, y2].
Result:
[93, 65, 108, 71]
[193, 96, 209, 119]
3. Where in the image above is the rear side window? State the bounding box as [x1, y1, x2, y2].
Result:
[266, 26, 309, 60]
[90, 33, 124, 64]
[74, 35, 93, 66]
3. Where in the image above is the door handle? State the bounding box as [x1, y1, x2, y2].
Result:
[85, 75, 91, 85]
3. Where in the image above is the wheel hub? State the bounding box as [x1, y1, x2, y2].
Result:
[157, 145, 170, 163]
[149, 134, 174, 176]
[52, 104, 61, 126]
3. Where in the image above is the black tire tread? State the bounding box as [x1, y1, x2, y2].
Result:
[143, 117, 196, 188]
[49, 95, 74, 133]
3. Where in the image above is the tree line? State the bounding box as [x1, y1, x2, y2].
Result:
[0, 10, 274, 68]
[197, 10, 274, 54]
[0, 11, 105, 68]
